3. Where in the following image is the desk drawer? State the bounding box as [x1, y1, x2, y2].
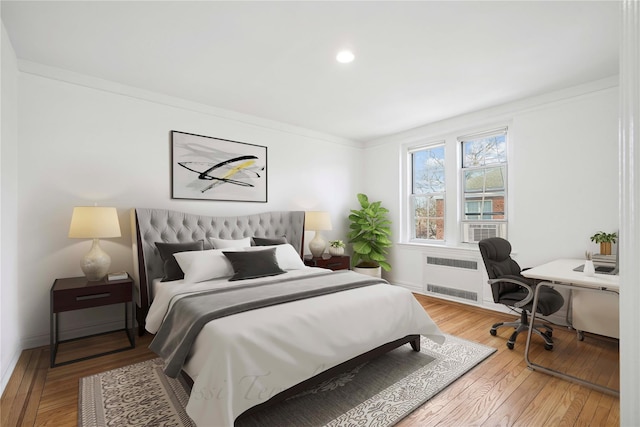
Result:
[572, 290, 619, 339]
[53, 283, 132, 313]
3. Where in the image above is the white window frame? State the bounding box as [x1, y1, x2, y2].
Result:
[459, 127, 508, 243]
[401, 123, 511, 246]
[407, 142, 446, 243]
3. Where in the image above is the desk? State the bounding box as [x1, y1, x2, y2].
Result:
[522, 259, 619, 396]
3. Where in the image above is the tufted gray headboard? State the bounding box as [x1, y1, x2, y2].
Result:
[131, 208, 305, 334]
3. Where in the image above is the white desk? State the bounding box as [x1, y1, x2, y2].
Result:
[521, 258, 619, 396]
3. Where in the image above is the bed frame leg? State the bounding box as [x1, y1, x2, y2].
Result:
[410, 336, 421, 351]
[136, 305, 146, 336]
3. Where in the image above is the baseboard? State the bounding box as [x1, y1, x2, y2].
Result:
[390, 279, 422, 293]
[393, 280, 569, 327]
[392, 280, 499, 311]
[0, 348, 22, 397]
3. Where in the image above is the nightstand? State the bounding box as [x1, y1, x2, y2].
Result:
[304, 255, 351, 271]
[50, 274, 135, 368]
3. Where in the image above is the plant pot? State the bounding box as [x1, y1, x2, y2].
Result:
[353, 265, 382, 278]
[600, 242, 612, 255]
[328, 246, 344, 256]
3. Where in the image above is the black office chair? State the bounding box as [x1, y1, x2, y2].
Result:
[478, 237, 564, 350]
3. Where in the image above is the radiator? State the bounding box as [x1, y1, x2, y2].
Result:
[423, 254, 483, 303]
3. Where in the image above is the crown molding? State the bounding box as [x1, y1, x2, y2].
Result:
[17, 60, 364, 149]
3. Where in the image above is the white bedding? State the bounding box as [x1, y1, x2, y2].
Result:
[146, 268, 444, 427]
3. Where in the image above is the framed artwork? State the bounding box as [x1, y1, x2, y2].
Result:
[171, 131, 268, 202]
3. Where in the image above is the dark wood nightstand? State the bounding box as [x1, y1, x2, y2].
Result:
[50, 274, 135, 367]
[304, 255, 351, 271]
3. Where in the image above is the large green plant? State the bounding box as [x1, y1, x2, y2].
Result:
[347, 193, 392, 271]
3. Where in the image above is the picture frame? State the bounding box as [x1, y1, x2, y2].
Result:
[171, 131, 268, 202]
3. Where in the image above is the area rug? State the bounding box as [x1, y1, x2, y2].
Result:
[79, 334, 495, 427]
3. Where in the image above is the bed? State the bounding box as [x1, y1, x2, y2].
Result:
[131, 208, 444, 426]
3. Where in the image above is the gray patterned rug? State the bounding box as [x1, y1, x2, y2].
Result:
[79, 334, 495, 427]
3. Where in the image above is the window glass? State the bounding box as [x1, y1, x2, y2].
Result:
[460, 131, 508, 242]
[410, 145, 445, 240]
[462, 135, 506, 167]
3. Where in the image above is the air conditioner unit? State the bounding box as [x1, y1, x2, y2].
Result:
[468, 224, 498, 242]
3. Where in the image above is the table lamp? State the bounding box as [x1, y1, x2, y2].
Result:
[305, 211, 332, 258]
[68, 206, 121, 281]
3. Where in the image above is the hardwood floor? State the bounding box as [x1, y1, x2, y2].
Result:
[1, 295, 619, 426]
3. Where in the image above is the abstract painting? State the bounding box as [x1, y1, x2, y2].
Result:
[171, 131, 267, 202]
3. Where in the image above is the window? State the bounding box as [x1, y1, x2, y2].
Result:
[404, 126, 508, 245]
[410, 144, 445, 241]
[460, 129, 508, 242]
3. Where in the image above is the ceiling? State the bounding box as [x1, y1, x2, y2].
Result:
[1, 1, 620, 142]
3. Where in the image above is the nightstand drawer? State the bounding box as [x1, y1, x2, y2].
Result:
[52, 279, 132, 312]
[304, 255, 350, 271]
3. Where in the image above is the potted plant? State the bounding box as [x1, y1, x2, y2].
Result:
[328, 240, 345, 256]
[589, 231, 617, 255]
[347, 193, 392, 277]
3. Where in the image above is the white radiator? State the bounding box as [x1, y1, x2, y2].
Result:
[422, 251, 483, 304]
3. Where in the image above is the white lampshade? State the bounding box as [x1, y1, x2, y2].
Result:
[69, 206, 122, 239]
[69, 206, 121, 281]
[305, 211, 332, 258]
[304, 211, 332, 231]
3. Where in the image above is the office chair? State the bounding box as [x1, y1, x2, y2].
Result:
[478, 237, 564, 350]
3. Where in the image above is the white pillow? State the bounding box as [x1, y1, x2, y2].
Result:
[245, 244, 306, 270]
[210, 236, 251, 249]
[174, 249, 237, 283]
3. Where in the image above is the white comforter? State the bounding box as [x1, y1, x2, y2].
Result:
[146, 268, 444, 427]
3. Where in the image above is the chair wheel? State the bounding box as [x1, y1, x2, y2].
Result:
[490, 329, 497, 336]
[507, 342, 514, 350]
[545, 330, 553, 338]
[544, 343, 553, 351]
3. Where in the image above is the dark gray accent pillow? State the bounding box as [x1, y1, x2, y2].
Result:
[251, 236, 288, 246]
[155, 241, 204, 282]
[223, 248, 286, 281]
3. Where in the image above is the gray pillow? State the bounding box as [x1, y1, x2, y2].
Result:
[223, 248, 286, 281]
[252, 236, 288, 246]
[155, 241, 204, 281]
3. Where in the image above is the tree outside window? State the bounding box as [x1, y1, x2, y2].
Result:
[411, 144, 445, 240]
[461, 132, 508, 242]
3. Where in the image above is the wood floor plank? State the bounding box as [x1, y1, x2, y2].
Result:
[0, 294, 620, 427]
[462, 363, 534, 426]
[1, 349, 34, 426]
[20, 348, 49, 426]
[481, 366, 550, 426]
[515, 376, 572, 426]
[2, 348, 42, 426]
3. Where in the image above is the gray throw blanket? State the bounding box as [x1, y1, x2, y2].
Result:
[150, 270, 386, 377]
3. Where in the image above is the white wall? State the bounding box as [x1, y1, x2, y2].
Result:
[363, 79, 619, 310]
[1, 22, 21, 393]
[14, 67, 364, 349]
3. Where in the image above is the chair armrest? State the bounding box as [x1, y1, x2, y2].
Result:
[487, 276, 535, 308]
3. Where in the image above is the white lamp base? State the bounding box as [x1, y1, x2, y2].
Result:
[81, 238, 111, 281]
[309, 231, 326, 258]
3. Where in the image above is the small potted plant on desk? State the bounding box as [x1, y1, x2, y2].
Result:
[589, 231, 617, 255]
[328, 240, 345, 256]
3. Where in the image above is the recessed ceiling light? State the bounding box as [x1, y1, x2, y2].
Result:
[336, 50, 355, 64]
